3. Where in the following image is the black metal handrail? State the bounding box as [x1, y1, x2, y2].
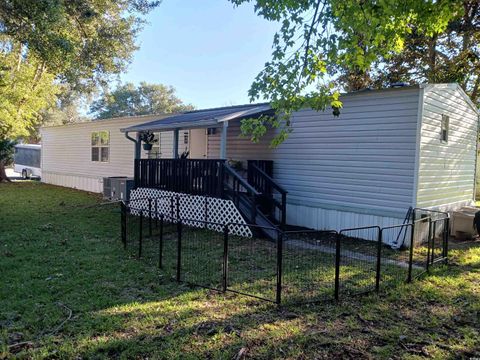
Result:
[223, 163, 260, 223]
[248, 162, 287, 227]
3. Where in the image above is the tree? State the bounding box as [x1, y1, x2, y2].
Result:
[90, 82, 194, 119]
[366, 1, 480, 104]
[229, 0, 466, 146]
[0, 139, 16, 182]
[0, 0, 159, 177]
[41, 88, 90, 127]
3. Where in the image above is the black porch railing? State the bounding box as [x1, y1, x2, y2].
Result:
[134, 158, 225, 197]
[247, 161, 287, 228]
[134, 158, 287, 236]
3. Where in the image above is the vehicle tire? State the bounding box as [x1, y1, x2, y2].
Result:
[21, 169, 29, 180]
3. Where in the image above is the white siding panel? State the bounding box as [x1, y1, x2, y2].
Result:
[42, 172, 103, 193]
[286, 203, 405, 245]
[208, 88, 420, 223]
[40, 115, 171, 192]
[416, 85, 478, 208]
[275, 89, 419, 219]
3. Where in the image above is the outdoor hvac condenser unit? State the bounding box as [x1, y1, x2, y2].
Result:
[103, 177, 133, 201]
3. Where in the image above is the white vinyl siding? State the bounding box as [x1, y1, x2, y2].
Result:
[416, 84, 478, 208]
[41, 115, 168, 192]
[208, 88, 420, 221]
[273, 89, 420, 220]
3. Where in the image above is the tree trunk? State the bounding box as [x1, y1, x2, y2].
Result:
[0, 162, 12, 182]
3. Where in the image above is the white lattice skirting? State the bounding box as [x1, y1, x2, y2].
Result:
[129, 188, 253, 237]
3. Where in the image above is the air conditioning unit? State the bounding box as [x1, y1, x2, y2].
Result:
[103, 177, 113, 199]
[112, 178, 134, 201]
[103, 176, 129, 200]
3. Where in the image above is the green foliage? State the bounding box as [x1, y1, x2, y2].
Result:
[0, 46, 59, 139]
[0, 0, 160, 140]
[90, 82, 194, 119]
[0, 139, 16, 165]
[139, 130, 158, 144]
[364, 1, 480, 104]
[40, 87, 90, 131]
[231, 0, 468, 146]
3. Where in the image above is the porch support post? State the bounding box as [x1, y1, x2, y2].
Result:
[220, 121, 228, 159]
[173, 129, 179, 158]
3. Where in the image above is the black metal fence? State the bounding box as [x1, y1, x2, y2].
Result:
[120, 201, 450, 306]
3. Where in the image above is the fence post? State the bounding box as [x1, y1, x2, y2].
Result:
[222, 224, 229, 292]
[139, 210, 143, 258]
[276, 230, 283, 305]
[155, 198, 158, 229]
[444, 217, 450, 263]
[176, 220, 182, 282]
[375, 228, 382, 293]
[170, 196, 174, 220]
[432, 220, 437, 265]
[120, 202, 126, 248]
[426, 218, 432, 272]
[159, 214, 164, 269]
[407, 221, 415, 283]
[334, 232, 341, 300]
[148, 198, 152, 238]
[123, 204, 128, 250]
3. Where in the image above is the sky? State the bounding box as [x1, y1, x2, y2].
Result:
[119, 0, 280, 109]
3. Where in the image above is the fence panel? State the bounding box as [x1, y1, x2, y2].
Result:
[379, 224, 417, 286]
[337, 226, 381, 297]
[124, 206, 142, 255]
[177, 219, 225, 290]
[156, 215, 178, 279]
[120, 200, 450, 305]
[428, 217, 449, 267]
[282, 230, 337, 304]
[226, 224, 280, 303]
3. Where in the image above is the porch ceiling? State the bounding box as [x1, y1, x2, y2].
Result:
[120, 103, 273, 132]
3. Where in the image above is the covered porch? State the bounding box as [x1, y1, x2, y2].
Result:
[120, 103, 287, 230]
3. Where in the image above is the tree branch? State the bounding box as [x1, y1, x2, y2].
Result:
[302, 0, 323, 73]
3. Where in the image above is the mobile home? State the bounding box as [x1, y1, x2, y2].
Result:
[41, 84, 479, 243]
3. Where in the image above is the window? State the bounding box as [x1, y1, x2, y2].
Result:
[441, 114, 449, 143]
[91, 131, 109, 162]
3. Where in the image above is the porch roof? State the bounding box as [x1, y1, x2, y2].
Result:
[120, 103, 273, 133]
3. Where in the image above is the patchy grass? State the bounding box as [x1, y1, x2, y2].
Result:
[1, 182, 479, 359]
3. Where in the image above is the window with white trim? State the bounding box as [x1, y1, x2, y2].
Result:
[91, 131, 109, 162]
[441, 114, 449, 143]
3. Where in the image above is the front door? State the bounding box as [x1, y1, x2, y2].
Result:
[189, 128, 207, 158]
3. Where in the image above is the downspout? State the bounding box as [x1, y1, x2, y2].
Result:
[125, 131, 141, 188]
[125, 131, 141, 160]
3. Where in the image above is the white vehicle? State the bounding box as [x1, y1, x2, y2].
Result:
[14, 144, 42, 179]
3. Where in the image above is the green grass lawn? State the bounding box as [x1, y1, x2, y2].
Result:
[1, 182, 479, 359]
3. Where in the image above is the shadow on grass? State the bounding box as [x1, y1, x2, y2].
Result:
[2, 183, 479, 358]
